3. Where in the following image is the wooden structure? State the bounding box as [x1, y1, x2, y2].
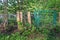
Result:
[17, 11, 23, 30]
[17, 11, 32, 29]
[27, 11, 31, 27]
[17, 11, 23, 22]
[16, 10, 58, 28]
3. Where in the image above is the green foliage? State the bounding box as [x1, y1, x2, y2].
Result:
[24, 23, 30, 27]
[0, 32, 27, 40]
[17, 22, 24, 30]
[22, 25, 36, 36]
[0, 0, 60, 40]
[0, 0, 60, 13]
[18, 22, 23, 26]
[0, 23, 60, 40]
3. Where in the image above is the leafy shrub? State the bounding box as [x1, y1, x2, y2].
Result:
[22, 25, 36, 36]
[0, 32, 27, 40]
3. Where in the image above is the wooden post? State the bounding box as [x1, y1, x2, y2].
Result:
[17, 11, 23, 22]
[17, 11, 23, 30]
[17, 11, 20, 30]
[19, 11, 23, 22]
[27, 11, 31, 27]
[17, 11, 20, 22]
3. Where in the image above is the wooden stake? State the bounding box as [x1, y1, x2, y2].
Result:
[17, 11, 20, 22]
[19, 11, 23, 22]
[17, 11, 23, 30]
[27, 11, 31, 26]
[17, 11, 23, 22]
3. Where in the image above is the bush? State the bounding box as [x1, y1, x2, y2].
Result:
[0, 32, 27, 40]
